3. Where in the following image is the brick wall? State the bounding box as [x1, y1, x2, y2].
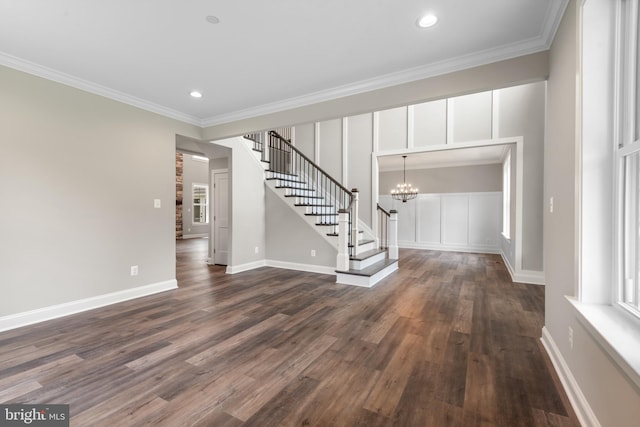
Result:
[176, 152, 183, 239]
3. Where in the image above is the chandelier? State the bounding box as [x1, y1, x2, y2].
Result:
[391, 155, 418, 202]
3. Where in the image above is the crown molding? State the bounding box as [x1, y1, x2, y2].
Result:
[201, 34, 551, 128]
[0, 52, 203, 126]
[541, 0, 570, 49]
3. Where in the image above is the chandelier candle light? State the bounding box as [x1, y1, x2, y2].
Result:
[391, 155, 418, 202]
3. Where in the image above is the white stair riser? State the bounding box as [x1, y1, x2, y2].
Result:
[357, 241, 375, 253]
[275, 181, 311, 190]
[267, 172, 296, 180]
[314, 216, 338, 225]
[350, 251, 386, 270]
[304, 206, 336, 215]
[285, 189, 316, 197]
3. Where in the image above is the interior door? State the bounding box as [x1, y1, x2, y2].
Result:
[213, 171, 229, 265]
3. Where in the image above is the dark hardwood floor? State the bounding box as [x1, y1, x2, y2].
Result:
[0, 239, 579, 426]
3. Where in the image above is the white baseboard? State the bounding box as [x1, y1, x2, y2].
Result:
[514, 269, 545, 285]
[0, 280, 178, 333]
[225, 260, 266, 274]
[540, 327, 601, 427]
[265, 260, 335, 276]
[399, 240, 501, 254]
[181, 234, 208, 239]
[500, 252, 545, 285]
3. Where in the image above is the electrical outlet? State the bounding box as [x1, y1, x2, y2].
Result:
[568, 326, 573, 349]
[130, 265, 139, 276]
[154, 199, 161, 209]
[549, 196, 554, 213]
[311, 250, 316, 257]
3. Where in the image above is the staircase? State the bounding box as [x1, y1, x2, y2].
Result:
[244, 130, 398, 287]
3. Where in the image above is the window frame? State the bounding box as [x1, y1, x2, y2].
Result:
[502, 150, 511, 240]
[192, 183, 209, 225]
[616, 0, 640, 319]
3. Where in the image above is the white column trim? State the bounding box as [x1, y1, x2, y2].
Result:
[342, 117, 349, 186]
[492, 90, 500, 139]
[446, 98, 454, 144]
[314, 122, 320, 163]
[372, 112, 380, 238]
[407, 105, 415, 149]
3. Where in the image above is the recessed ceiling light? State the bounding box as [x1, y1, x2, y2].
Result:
[205, 15, 220, 24]
[417, 14, 438, 28]
[190, 91, 203, 99]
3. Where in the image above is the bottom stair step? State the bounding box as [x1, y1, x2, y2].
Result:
[335, 258, 398, 288]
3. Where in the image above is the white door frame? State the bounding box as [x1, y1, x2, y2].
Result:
[208, 168, 229, 265]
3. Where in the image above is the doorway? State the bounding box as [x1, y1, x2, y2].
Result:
[211, 169, 229, 265]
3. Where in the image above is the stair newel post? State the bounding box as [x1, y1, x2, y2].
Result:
[337, 209, 350, 271]
[389, 210, 399, 260]
[351, 189, 359, 256]
[263, 131, 270, 164]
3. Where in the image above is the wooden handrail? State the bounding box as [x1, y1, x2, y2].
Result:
[377, 204, 391, 217]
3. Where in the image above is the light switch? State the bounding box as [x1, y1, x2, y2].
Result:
[549, 197, 554, 213]
[154, 199, 161, 209]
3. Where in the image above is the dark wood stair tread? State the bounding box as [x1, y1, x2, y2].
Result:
[285, 195, 324, 199]
[266, 170, 298, 177]
[335, 258, 398, 277]
[267, 177, 306, 184]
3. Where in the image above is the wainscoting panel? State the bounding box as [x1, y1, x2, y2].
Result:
[469, 193, 501, 247]
[417, 195, 441, 244]
[380, 192, 501, 253]
[442, 195, 469, 245]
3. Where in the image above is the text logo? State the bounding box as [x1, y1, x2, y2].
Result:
[0, 405, 69, 426]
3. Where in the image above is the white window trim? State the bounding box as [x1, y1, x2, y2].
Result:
[192, 182, 209, 225]
[576, 0, 640, 389]
[502, 150, 511, 240]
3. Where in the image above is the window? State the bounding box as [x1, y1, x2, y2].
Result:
[618, 0, 640, 318]
[193, 184, 209, 224]
[502, 150, 511, 239]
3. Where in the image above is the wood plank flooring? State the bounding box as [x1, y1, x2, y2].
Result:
[0, 239, 580, 426]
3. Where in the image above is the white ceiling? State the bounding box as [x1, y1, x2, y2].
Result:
[378, 145, 510, 172]
[0, 1, 567, 127]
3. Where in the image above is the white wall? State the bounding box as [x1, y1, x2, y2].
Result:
[216, 137, 267, 271]
[318, 119, 342, 181]
[449, 92, 493, 143]
[295, 122, 316, 162]
[265, 189, 336, 269]
[181, 155, 210, 237]
[412, 100, 447, 147]
[379, 192, 501, 253]
[0, 64, 201, 320]
[347, 113, 374, 226]
[378, 107, 407, 151]
[497, 82, 546, 271]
